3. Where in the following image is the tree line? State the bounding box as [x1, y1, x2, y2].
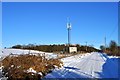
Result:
[11, 44, 99, 53]
[100, 40, 120, 56]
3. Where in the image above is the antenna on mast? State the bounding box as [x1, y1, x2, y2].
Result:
[66, 17, 77, 53]
[67, 17, 71, 46]
[67, 17, 71, 29]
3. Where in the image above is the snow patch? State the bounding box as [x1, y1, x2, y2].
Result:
[27, 68, 37, 73]
[38, 72, 43, 76]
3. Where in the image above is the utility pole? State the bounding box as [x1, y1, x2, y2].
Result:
[85, 42, 87, 52]
[104, 36, 106, 51]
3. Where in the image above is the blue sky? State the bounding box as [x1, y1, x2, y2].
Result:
[2, 2, 118, 49]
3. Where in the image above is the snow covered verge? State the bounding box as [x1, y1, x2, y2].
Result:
[45, 52, 119, 79]
[0, 49, 63, 80]
[0, 49, 119, 79]
[0, 49, 58, 60]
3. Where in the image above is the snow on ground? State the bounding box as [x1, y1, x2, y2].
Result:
[0, 49, 119, 79]
[45, 52, 119, 79]
[0, 49, 58, 79]
[0, 49, 58, 60]
[27, 67, 37, 73]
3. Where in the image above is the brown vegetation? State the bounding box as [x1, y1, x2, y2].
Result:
[100, 40, 120, 56]
[1, 54, 63, 80]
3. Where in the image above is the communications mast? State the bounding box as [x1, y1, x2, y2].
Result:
[66, 18, 77, 53]
[67, 18, 71, 46]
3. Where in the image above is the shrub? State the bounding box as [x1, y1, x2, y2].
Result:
[1, 53, 63, 79]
